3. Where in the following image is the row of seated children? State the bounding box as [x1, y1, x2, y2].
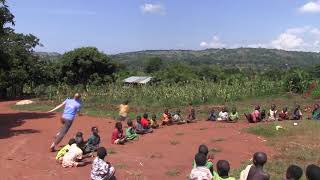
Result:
[162, 108, 196, 125]
[190, 144, 320, 180]
[207, 107, 239, 123]
[55, 127, 101, 168]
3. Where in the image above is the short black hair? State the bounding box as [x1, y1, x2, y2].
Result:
[198, 144, 209, 156]
[68, 138, 76, 145]
[306, 164, 320, 180]
[286, 165, 303, 180]
[115, 122, 122, 130]
[195, 153, 207, 167]
[127, 119, 133, 126]
[91, 126, 98, 132]
[97, 147, 107, 159]
[143, 113, 148, 119]
[76, 131, 83, 137]
[253, 152, 267, 166]
[152, 114, 156, 119]
[217, 160, 230, 177]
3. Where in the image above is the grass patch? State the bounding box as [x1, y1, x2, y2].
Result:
[199, 127, 208, 130]
[211, 137, 225, 142]
[115, 163, 128, 169]
[165, 169, 180, 176]
[108, 148, 117, 155]
[170, 140, 180, 145]
[209, 147, 222, 153]
[150, 153, 163, 159]
[175, 132, 184, 136]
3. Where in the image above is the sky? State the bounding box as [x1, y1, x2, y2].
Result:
[7, 0, 320, 54]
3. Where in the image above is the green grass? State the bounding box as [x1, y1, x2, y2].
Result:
[211, 138, 225, 142]
[108, 148, 117, 155]
[170, 140, 180, 145]
[209, 147, 222, 153]
[165, 169, 180, 177]
[175, 132, 184, 136]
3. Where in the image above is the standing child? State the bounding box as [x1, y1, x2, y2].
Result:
[187, 103, 196, 123]
[190, 153, 213, 180]
[61, 139, 85, 168]
[291, 105, 303, 120]
[228, 107, 239, 123]
[207, 108, 217, 121]
[126, 120, 139, 140]
[90, 147, 116, 180]
[267, 104, 278, 121]
[56, 138, 76, 163]
[279, 107, 289, 121]
[213, 160, 236, 180]
[119, 100, 129, 121]
[84, 127, 100, 154]
[150, 114, 160, 128]
[218, 107, 229, 121]
[162, 109, 172, 125]
[111, 122, 127, 145]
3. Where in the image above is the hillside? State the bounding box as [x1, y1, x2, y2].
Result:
[111, 48, 320, 69]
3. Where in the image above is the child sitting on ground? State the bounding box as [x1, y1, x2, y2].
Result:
[192, 144, 214, 174]
[228, 107, 239, 123]
[187, 104, 196, 123]
[75, 131, 85, 151]
[173, 109, 186, 124]
[291, 105, 303, 120]
[162, 109, 172, 125]
[61, 138, 85, 168]
[84, 127, 100, 154]
[213, 160, 236, 180]
[207, 108, 217, 121]
[245, 105, 261, 123]
[218, 107, 229, 121]
[141, 113, 153, 132]
[90, 147, 116, 180]
[119, 100, 129, 121]
[125, 119, 139, 140]
[285, 165, 303, 180]
[190, 153, 213, 180]
[135, 115, 153, 134]
[111, 122, 127, 145]
[279, 107, 289, 121]
[268, 104, 278, 121]
[150, 114, 160, 128]
[311, 104, 320, 120]
[56, 138, 76, 163]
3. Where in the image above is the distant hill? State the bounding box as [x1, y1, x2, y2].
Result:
[34, 52, 61, 62]
[111, 48, 320, 69]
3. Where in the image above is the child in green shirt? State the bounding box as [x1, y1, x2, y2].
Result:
[213, 160, 236, 180]
[192, 144, 214, 174]
[228, 107, 239, 123]
[126, 120, 139, 140]
[56, 138, 76, 163]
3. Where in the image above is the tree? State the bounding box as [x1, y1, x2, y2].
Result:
[59, 47, 118, 87]
[144, 57, 163, 73]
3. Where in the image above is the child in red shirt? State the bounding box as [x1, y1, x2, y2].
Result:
[111, 122, 127, 145]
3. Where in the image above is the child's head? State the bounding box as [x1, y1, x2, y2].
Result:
[222, 106, 227, 112]
[151, 114, 156, 120]
[191, 108, 195, 113]
[198, 144, 209, 156]
[314, 104, 319, 109]
[286, 165, 303, 180]
[177, 109, 181, 114]
[210, 107, 215, 112]
[143, 113, 148, 119]
[115, 122, 122, 130]
[283, 107, 288, 112]
[136, 115, 141, 123]
[164, 109, 168, 114]
[217, 160, 231, 177]
[76, 131, 83, 138]
[231, 107, 236, 113]
[68, 138, 76, 145]
[253, 152, 267, 167]
[189, 102, 193, 106]
[97, 147, 107, 160]
[306, 164, 320, 180]
[255, 105, 261, 110]
[127, 119, 133, 127]
[194, 153, 207, 167]
[75, 138, 83, 146]
[295, 104, 301, 110]
[123, 100, 129, 105]
[91, 126, 99, 135]
[271, 104, 276, 110]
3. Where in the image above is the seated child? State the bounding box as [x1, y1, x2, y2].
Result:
[90, 147, 116, 180]
[119, 100, 129, 121]
[62, 139, 85, 168]
[192, 144, 214, 174]
[84, 127, 100, 154]
[190, 153, 213, 180]
[173, 109, 186, 124]
[111, 122, 127, 145]
[141, 113, 153, 131]
[279, 107, 289, 121]
[285, 165, 303, 180]
[162, 109, 172, 125]
[75, 131, 85, 151]
[311, 104, 320, 120]
[135, 116, 153, 134]
[187, 104, 196, 123]
[213, 160, 236, 180]
[228, 107, 239, 123]
[306, 164, 320, 180]
[268, 104, 278, 121]
[245, 105, 261, 123]
[150, 114, 160, 128]
[125, 120, 139, 140]
[218, 107, 229, 121]
[291, 105, 302, 120]
[207, 108, 217, 121]
[56, 138, 76, 163]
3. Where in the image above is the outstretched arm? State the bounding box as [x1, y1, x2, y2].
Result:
[48, 102, 66, 113]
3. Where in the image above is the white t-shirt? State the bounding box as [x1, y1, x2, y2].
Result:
[190, 166, 213, 180]
[218, 111, 229, 121]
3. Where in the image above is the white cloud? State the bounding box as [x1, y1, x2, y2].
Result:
[271, 33, 304, 50]
[200, 36, 225, 48]
[299, 1, 320, 13]
[141, 3, 166, 15]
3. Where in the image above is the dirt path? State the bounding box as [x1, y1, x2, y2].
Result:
[0, 101, 273, 180]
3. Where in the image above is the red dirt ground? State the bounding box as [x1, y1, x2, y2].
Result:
[0, 101, 273, 180]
